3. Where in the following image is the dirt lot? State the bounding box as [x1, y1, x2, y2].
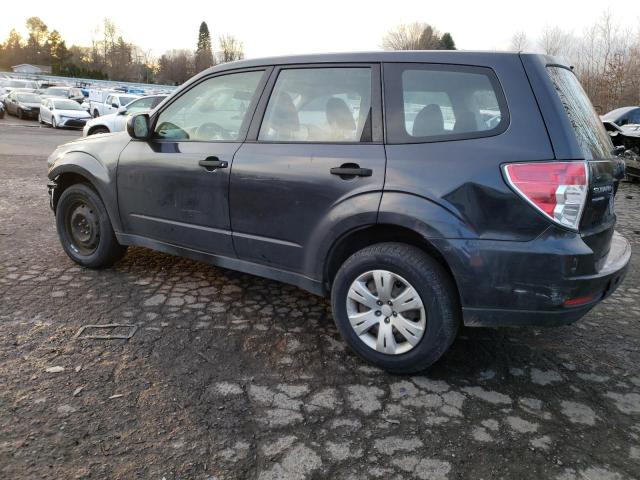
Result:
[1, 121, 639, 479]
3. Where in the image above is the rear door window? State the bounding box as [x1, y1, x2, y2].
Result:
[258, 67, 373, 143]
[384, 63, 508, 143]
[546, 66, 613, 160]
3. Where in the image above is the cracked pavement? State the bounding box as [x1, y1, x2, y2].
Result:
[1, 123, 639, 479]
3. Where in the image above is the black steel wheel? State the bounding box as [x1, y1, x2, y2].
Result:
[55, 183, 127, 268]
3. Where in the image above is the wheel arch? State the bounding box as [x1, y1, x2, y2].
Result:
[49, 154, 122, 232]
[323, 223, 461, 302]
[87, 124, 110, 135]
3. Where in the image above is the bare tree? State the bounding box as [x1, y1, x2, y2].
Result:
[509, 31, 529, 51]
[218, 35, 244, 63]
[506, 10, 640, 113]
[382, 22, 444, 50]
[157, 49, 194, 85]
[538, 25, 572, 57]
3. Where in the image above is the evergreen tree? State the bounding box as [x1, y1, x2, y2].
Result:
[195, 21, 214, 72]
[439, 32, 456, 50]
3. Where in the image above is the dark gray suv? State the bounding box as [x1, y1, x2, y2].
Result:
[47, 52, 631, 373]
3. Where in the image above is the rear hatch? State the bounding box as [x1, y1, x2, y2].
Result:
[544, 65, 620, 270]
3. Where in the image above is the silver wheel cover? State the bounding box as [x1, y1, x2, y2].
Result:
[346, 270, 426, 355]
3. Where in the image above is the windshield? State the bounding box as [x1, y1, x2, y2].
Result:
[17, 94, 41, 103]
[46, 88, 69, 97]
[119, 96, 137, 106]
[547, 66, 613, 160]
[54, 99, 83, 110]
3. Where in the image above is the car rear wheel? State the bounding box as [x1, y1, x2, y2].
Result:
[55, 183, 127, 268]
[90, 126, 110, 135]
[331, 243, 460, 373]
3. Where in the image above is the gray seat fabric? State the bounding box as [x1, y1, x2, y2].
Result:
[454, 110, 478, 133]
[326, 97, 356, 131]
[412, 104, 444, 137]
[267, 92, 299, 139]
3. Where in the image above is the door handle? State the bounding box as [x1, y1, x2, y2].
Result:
[330, 165, 372, 177]
[199, 157, 228, 171]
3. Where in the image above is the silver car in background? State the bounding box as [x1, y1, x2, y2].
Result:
[83, 94, 167, 136]
[39, 98, 92, 129]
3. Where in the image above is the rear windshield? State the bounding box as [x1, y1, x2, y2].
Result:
[547, 66, 613, 160]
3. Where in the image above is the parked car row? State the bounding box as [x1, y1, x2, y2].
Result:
[1, 89, 165, 133]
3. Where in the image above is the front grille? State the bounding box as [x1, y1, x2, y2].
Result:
[64, 118, 87, 127]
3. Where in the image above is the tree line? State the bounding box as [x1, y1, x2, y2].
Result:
[0, 17, 244, 85]
[510, 11, 640, 113]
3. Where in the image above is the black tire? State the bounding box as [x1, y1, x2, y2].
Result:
[93, 109, 100, 118]
[90, 126, 110, 135]
[331, 243, 460, 374]
[17, 108, 24, 120]
[55, 183, 127, 268]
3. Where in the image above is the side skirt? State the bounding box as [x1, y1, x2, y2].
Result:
[116, 232, 326, 297]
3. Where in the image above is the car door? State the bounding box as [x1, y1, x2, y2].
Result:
[229, 64, 385, 276]
[104, 95, 115, 115]
[117, 68, 269, 257]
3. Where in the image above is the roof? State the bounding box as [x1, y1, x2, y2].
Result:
[206, 50, 523, 73]
[602, 106, 640, 120]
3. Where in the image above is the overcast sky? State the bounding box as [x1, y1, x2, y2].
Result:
[1, 0, 639, 58]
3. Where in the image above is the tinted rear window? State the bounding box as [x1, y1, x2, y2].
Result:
[547, 67, 613, 160]
[384, 63, 508, 144]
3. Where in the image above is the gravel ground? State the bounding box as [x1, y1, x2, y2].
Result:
[1, 124, 639, 479]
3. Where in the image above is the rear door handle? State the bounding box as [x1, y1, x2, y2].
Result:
[199, 157, 228, 171]
[330, 166, 372, 177]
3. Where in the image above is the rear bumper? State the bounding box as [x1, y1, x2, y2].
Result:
[434, 231, 631, 327]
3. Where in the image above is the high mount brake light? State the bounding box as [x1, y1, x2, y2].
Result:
[503, 161, 588, 231]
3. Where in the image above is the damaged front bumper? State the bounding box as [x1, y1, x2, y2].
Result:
[47, 179, 58, 211]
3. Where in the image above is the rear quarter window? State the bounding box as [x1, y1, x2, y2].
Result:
[546, 66, 613, 160]
[384, 63, 508, 144]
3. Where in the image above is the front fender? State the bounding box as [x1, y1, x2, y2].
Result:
[48, 152, 122, 232]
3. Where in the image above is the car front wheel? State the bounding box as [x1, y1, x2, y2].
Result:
[331, 243, 460, 374]
[52, 117, 58, 128]
[55, 183, 127, 268]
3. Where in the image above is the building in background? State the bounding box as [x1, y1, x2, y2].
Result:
[11, 64, 52, 74]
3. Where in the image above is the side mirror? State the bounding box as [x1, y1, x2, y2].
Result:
[127, 113, 151, 140]
[111, 102, 119, 108]
[117, 106, 127, 115]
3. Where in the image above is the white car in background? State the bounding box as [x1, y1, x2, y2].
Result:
[39, 98, 92, 129]
[83, 94, 167, 136]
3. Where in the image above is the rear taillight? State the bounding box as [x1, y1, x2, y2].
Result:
[503, 161, 588, 231]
